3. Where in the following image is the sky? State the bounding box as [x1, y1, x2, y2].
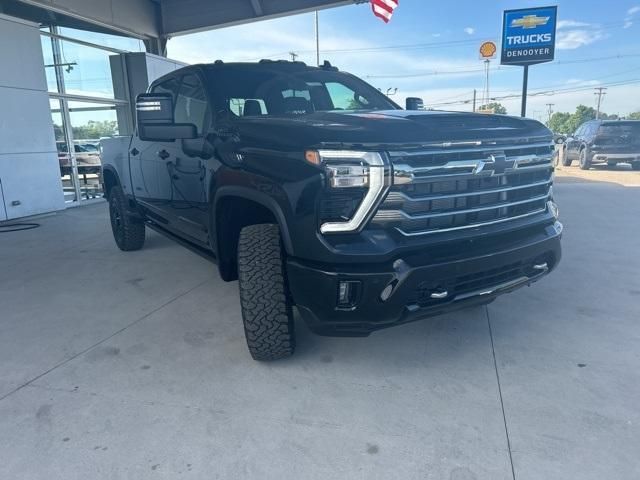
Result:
[167, 0, 640, 120]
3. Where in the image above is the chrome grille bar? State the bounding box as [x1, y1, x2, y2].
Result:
[389, 142, 553, 158]
[375, 193, 550, 221]
[385, 179, 552, 203]
[393, 155, 553, 184]
[374, 139, 555, 236]
[396, 208, 548, 236]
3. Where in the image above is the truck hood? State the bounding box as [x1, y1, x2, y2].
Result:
[233, 110, 551, 150]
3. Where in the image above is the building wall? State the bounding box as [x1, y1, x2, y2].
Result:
[0, 14, 65, 220]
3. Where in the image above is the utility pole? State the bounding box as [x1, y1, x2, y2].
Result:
[483, 59, 491, 107]
[315, 11, 320, 67]
[594, 87, 607, 119]
[472, 89, 477, 112]
[289, 51, 298, 62]
[545, 103, 554, 124]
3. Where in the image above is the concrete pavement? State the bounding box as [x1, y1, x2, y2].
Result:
[1, 174, 639, 479]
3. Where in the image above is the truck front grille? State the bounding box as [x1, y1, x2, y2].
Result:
[372, 139, 554, 236]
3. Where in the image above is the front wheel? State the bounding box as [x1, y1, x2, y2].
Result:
[109, 185, 145, 251]
[561, 148, 572, 167]
[579, 149, 591, 170]
[237, 224, 295, 361]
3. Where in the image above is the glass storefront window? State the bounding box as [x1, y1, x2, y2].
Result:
[41, 36, 60, 93]
[45, 28, 132, 203]
[56, 39, 118, 99]
[50, 98, 80, 203]
[58, 27, 145, 53]
[67, 101, 122, 200]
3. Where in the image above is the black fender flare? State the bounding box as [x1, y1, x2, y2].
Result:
[101, 165, 122, 193]
[212, 186, 294, 256]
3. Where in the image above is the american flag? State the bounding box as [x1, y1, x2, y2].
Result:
[371, 0, 399, 23]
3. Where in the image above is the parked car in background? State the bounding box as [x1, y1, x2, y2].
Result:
[56, 140, 102, 176]
[562, 120, 640, 170]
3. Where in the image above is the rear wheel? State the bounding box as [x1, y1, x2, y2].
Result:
[632, 162, 640, 171]
[109, 185, 145, 251]
[579, 148, 591, 170]
[237, 224, 295, 361]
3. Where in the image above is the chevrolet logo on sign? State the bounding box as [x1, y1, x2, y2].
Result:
[511, 15, 550, 29]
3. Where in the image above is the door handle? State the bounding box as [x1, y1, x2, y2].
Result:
[157, 149, 170, 160]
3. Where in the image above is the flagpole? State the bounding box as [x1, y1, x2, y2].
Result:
[315, 10, 320, 66]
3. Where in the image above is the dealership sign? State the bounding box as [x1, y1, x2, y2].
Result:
[501, 6, 558, 65]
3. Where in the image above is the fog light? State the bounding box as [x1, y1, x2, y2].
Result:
[337, 280, 360, 308]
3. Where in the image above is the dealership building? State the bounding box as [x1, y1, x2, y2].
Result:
[0, 0, 355, 221]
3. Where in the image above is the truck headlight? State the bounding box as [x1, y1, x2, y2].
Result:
[307, 150, 388, 234]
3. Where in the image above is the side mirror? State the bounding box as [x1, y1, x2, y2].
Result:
[406, 97, 425, 110]
[136, 93, 197, 142]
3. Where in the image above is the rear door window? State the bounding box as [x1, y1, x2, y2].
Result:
[598, 123, 640, 137]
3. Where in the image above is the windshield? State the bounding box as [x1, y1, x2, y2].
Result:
[205, 66, 398, 118]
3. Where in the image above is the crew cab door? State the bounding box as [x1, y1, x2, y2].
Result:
[565, 125, 583, 160]
[162, 73, 213, 244]
[129, 75, 181, 224]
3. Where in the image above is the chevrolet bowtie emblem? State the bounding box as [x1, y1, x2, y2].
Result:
[481, 153, 508, 175]
[511, 15, 550, 29]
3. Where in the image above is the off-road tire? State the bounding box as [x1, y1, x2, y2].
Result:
[579, 148, 591, 170]
[561, 148, 572, 167]
[237, 224, 295, 361]
[109, 185, 145, 251]
[632, 162, 640, 171]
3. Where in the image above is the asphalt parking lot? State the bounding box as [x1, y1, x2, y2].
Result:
[1, 167, 639, 480]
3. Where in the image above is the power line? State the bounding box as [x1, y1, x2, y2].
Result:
[428, 78, 640, 107]
[244, 19, 634, 61]
[426, 68, 640, 107]
[365, 53, 640, 79]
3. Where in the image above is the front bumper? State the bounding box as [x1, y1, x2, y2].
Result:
[592, 152, 640, 163]
[287, 222, 562, 336]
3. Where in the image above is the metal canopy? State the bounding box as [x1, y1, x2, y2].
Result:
[158, 0, 358, 36]
[0, 0, 360, 41]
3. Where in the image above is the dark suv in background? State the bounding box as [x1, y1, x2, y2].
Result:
[562, 120, 640, 170]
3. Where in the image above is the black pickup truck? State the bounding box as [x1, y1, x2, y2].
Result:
[101, 60, 562, 361]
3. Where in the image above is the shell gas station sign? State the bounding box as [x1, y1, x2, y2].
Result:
[479, 41, 497, 60]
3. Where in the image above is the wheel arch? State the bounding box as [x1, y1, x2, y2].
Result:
[102, 166, 121, 198]
[212, 186, 294, 282]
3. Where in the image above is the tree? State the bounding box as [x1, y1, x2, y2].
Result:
[72, 120, 118, 140]
[548, 112, 572, 133]
[477, 102, 507, 114]
[628, 111, 640, 120]
[566, 105, 596, 133]
[546, 105, 599, 133]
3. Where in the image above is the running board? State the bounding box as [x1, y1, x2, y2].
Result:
[145, 221, 217, 264]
